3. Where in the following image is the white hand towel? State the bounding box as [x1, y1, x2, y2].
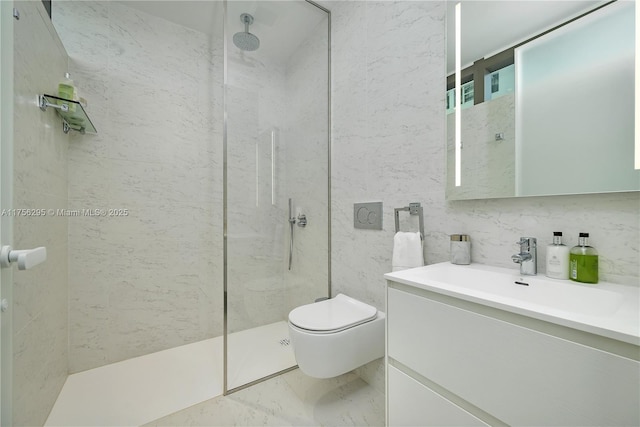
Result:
[392, 231, 424, 272]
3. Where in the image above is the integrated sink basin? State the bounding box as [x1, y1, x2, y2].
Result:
[385, 262, 640, 345]
[400, 263, 624, 316]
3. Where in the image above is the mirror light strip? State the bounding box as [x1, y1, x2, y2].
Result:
[455, 2, 462, 186]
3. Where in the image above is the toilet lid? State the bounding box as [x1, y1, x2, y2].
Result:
[288, 294, 378, 333]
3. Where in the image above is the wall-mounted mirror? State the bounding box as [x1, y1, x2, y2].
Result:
[446, 0, 639, 200]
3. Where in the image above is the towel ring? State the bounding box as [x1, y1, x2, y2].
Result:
[394, 202, 424, 240]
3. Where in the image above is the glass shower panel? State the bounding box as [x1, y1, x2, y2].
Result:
[225, 0, 329, 392]
[52, 0, 224, 375]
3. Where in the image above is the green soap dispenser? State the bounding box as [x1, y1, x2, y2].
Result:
[569, 232, 598, 284]
[58, 72, 77, 113]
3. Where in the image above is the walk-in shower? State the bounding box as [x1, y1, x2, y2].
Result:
[224, 0, 330, 393]
[2, 0, 331, 424]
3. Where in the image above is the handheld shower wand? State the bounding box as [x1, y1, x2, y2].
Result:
[288, 198, 295, 270]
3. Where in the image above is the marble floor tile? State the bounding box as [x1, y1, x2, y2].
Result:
[144, 368, 385, 427]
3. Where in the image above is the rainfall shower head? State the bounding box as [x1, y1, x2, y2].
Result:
[233, 13, 260, 52]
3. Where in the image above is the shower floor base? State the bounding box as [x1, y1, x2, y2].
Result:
[226, 321, 297, 390]
[45, 321, 295, 426]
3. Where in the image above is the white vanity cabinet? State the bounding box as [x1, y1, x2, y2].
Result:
[386, 283, 640, 427]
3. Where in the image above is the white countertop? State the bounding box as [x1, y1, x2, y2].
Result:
[385, 262, 640, 346]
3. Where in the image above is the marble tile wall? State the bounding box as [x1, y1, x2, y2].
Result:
[329, 0, 639, 393]
[12, 2, 69, 425]
[53, 1, 224, 373]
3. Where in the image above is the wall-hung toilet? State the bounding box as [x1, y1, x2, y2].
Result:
[288, 293, 385, 378]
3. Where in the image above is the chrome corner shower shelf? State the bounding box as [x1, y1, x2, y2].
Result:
[39, 94, 97, 135]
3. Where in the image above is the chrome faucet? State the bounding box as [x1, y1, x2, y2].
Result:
[511, 237, 537, 275]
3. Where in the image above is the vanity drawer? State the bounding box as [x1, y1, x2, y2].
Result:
[387, 286, 640, 426]
[388, 365, 487, 426]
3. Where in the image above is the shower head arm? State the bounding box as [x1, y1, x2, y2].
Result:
[240, 13, 254, 32]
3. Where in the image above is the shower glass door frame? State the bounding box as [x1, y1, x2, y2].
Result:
[222, 0, 331, 395]
[0, 0, 13, 422]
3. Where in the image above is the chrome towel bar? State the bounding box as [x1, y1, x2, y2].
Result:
[394, 202, 424, 239]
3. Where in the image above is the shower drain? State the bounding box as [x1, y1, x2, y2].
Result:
[279, 338, 290, 346]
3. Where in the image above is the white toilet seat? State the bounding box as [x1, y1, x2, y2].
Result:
[288, 293, 378, 334]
